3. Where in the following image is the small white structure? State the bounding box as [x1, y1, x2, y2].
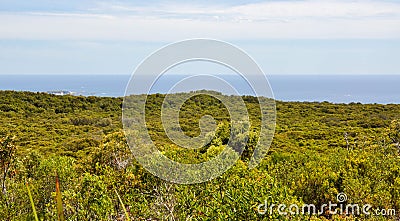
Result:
[47, 90, 74, 96]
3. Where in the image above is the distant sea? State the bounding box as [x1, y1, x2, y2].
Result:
[0, 74, 399, 104]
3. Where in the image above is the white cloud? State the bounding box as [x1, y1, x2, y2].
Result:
[228, 0, 400, 20]
[0, 0, 400, 41]
[90, 0, 400, 22]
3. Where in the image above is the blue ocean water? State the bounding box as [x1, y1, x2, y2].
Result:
[0, 74, 399, 104]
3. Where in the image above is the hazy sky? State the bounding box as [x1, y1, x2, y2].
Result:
[0, 0, 399, 75]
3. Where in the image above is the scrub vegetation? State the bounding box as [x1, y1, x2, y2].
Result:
[0, 90, 399, 220]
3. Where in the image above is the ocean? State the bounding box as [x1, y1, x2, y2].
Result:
[0, 74, 399, 104]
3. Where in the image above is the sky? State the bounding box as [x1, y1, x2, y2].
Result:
[0, 0, 399, 75]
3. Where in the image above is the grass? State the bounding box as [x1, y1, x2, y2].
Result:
[55, 172, 65, 221]
[115, 189, 131, 221]
[26, 181, 39, 221]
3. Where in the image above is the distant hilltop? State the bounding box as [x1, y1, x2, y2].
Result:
[46, 90, 74, 96]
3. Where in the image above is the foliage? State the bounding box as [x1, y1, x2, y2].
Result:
[0, 90, 399, 220]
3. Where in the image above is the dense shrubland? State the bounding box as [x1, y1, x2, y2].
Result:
[0, 90, 399, 220]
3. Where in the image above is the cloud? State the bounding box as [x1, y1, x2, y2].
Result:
[0, 0, 399, 41]
[96, 0, 400, 21]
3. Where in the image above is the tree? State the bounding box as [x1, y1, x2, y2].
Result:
[388, 120, 400, 153]
[0, 136, 16, 201]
